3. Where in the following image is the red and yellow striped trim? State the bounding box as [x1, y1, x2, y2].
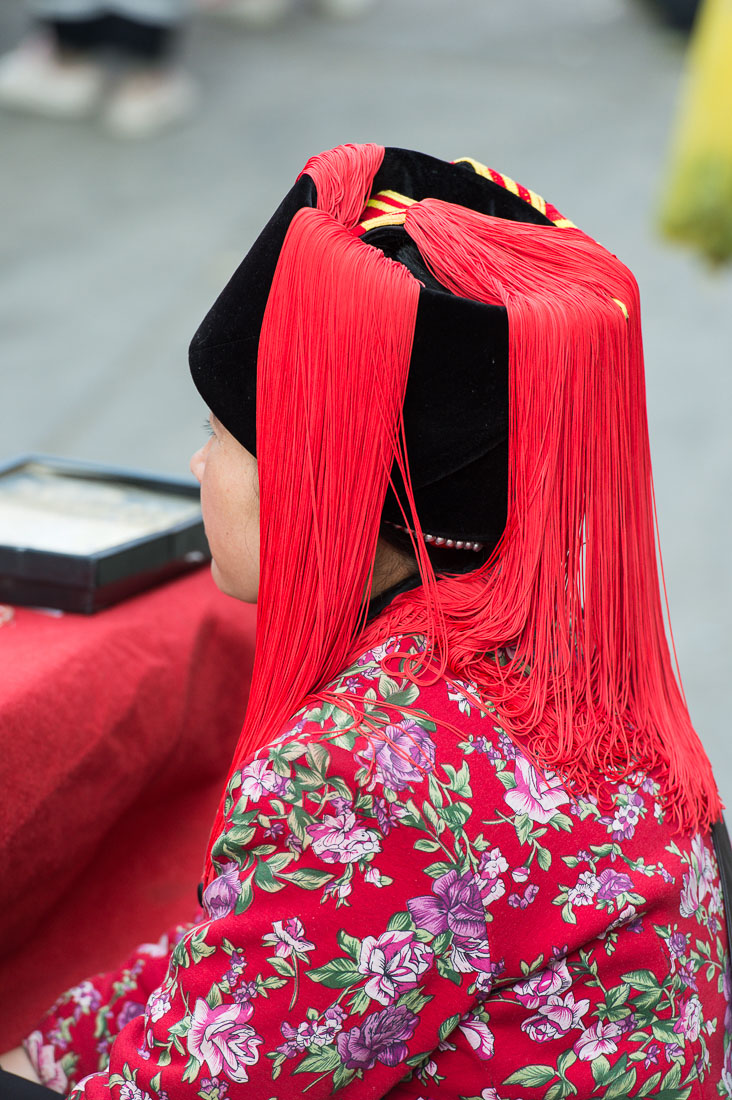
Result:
[353, 189, 414, 236]
[453, 156, 575, 229]
[353, 159, 576, 238]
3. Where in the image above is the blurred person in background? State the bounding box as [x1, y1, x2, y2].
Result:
[0, 1, 195, 137]
[202, 0, 376, 26]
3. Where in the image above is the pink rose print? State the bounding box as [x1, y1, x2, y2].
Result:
[262, 917, 315, 960]
[674, 995, 703, 1042]
[504, 757, 570, 823]
[357, 930, 434, 1005]
[521, 991, 590, 1042]
[119, 1084, 152, 1100]
[306, 807, 381, 864]
[459, 1011, 495, 1059]
[146, 985, 172, 1024]
[187, 1000, 263, 1083]
[514, 955, 572, 1009]
[679, 869, 704, 918]
[691, 834, 717, 889]
[325, 879, 353, 901]
[573, 1020, 623, 1061]
[238, 757, 288, 801]
[24, 1030, 68, 1093]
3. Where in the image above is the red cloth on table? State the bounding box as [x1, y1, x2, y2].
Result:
[0, 569, 256, 1049]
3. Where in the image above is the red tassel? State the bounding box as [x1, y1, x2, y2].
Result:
[203, 150, 719, 882]
[356, 197, 720, 835]
[203, 173, 420, 876]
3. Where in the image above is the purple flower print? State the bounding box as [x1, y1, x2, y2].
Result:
[197, 1079, 229, 1100]
[508, 884, 539, 909]
[664, 1042, 684, 1064]
[357, 930, 433, 1004]
[307, 807, 381, 864]
[357, 719, 436, 792]
[336, 1005, 418, 1070]
[234, 981, 258, 1004]
[408, 869, 485, 940]
[498, 731, 520, 760]
[116, 1001, 145, 1033]
[609, 799, 642, 841]
[373, 796, 400, 836]
[657, 861, 674, 884]
[597, 868, 634, 901]
[668, 931, 688, 959]
[187, 1000, 263, 1083]
[204, 862, 241, 920]
[67, 979, 102, 1023]
[644, 1043, 660, 1069]
[677, 962, 698, 991]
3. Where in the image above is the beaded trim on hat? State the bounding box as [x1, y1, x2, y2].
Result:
[386, 521, 484, 551]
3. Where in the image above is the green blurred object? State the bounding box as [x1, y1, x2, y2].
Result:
[660, 0, 732, 263]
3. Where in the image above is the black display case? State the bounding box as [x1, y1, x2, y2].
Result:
[0, 455, 210, 613]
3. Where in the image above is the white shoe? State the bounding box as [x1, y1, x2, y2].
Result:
[104, 69, 196, 138]
[0, 38, 105, 118]
[202, 0, 296, 26]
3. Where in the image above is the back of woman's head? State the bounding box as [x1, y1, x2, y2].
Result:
[190, 144, 719, 878]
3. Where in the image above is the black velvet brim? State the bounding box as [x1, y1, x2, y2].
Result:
[189, 146, 554, 541]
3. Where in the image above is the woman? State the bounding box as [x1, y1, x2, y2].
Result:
[3, 143, 730, 1098]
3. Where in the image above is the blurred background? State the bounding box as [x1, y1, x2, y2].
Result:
[1, 0, 730, 798]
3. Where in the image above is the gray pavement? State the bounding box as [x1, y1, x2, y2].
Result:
[1, 0, 731, 801]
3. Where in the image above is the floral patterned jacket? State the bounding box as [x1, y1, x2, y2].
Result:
[26, 634, 732, 1099]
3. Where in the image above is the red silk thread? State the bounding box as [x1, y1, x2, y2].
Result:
[203, 147, 719, 883]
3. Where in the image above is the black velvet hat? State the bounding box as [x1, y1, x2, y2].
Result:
[189, 148, 562, 547]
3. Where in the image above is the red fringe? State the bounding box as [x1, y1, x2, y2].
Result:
[203, 147, 719, 881]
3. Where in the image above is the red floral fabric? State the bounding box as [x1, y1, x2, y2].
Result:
[26, 634, 732, 1099]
